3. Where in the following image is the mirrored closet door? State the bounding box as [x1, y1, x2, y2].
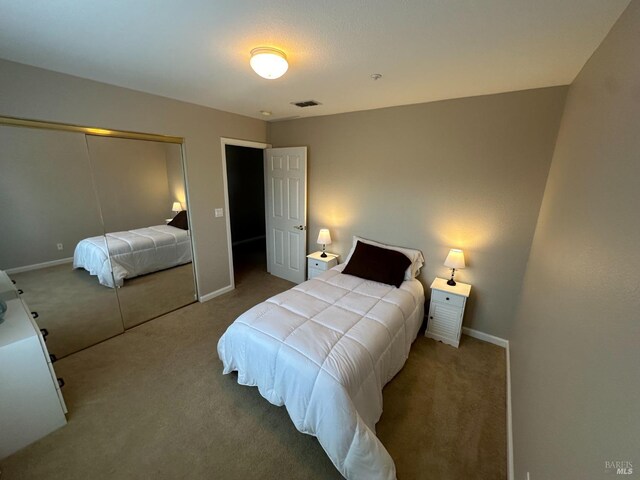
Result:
[0, 119, 197, 358]
[0, 125, 124, 358]
[86, 136, 196, 328]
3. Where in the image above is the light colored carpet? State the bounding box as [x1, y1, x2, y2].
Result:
[11, 264, 124, 359]
[115, 263, 196, 329]
[0, 264, 506, 479]
[10, 263, 196, 358]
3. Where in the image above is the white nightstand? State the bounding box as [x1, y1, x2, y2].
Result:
[307, 252, 339, 280]
[425, 277, 472, 348]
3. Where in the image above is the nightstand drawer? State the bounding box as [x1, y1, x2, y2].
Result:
[306, 252, 339, 280]
[308, 259, 331, 271]
[431, 289, 465, 308]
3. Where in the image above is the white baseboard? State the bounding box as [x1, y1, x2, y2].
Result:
[5, 257, 74, 274]
[460, 326, 513, 477]
[506, 341, 514, 480]
[462, 327, 509, 348]
[199, 284, 234, 302]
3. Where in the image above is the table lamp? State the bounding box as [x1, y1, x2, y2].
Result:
[444, 248, 465, 286]
[317, 229, 332, 258]
[172, 202, 182, 214]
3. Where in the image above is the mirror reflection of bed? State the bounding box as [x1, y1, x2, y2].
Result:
[84, 135, 196, 329]
[72, 221, 195, 328]
[0, 123, 197, 358]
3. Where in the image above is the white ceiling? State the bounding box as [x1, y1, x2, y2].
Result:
[0, 0, 631, 121]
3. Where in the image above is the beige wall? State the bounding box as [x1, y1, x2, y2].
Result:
[510, 1, 640, 478]
[0, 59, 267, 297]
[0, 126, 104, 269]
[86, 136, 172, 232]
[165, 143, 186, 211]
[269, 87, 567, 337]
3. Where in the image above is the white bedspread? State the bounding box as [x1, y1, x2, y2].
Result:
[73, 225, 192, 288]
[217, 264, 425, 479]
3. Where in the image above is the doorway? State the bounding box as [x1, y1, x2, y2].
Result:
[221, 139, 269, 287]
[222, 139, 308, 288]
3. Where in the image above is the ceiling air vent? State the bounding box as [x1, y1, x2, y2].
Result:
[291, 100, 321, 108]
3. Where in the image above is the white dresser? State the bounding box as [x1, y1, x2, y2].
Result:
[425, 277, 472, 348]
[0, 274, 67, 460]
[0, 269, 17, 302]
[306, 251, 339, 280]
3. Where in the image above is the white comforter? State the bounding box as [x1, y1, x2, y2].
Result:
[217, 264, 425, 479]
[73, 225, 192, 288]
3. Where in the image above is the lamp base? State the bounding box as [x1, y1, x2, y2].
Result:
[447, 268, 457, 286]
[320, 252, 327, 258]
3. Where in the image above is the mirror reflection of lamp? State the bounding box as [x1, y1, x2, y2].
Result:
[444, 249, 465, 286]
[172, 202, 182, 215]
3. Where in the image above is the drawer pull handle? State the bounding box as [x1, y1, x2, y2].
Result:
[18, 289, 24, 295]
[430, 316, 433, 319]
[40, 328, 49, 339]
[446, 297, 450, 301]
[315, 262, 319, 266]
[32, 311, 39, 319]
[57, 378, 65, 388]
[11, 279, 16, 284]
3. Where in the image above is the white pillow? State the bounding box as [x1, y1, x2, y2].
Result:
[344, 236, 425, 280]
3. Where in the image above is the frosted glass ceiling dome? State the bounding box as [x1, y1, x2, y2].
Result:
[250, 47, 289, 80]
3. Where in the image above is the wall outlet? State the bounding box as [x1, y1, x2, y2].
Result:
[214, 208, 223, 218]
[57, 243, 63, 251]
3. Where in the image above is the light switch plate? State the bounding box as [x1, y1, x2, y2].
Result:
[215, 208, 223, 218]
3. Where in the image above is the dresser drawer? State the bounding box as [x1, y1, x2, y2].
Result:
[431, 289, 466, 308]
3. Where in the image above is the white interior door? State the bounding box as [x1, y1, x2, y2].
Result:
[264, 147, 307, 284]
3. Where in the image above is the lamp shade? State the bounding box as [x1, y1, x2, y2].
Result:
[172, 202, 182, 212]
[444, 249, 465, 269]
[317, 229, 332, 245]
[250, 47, 289, 79]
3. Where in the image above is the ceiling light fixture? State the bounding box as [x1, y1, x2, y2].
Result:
[250, 47, 288, 80]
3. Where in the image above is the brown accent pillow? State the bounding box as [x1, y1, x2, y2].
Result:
[168, 210, 188, 230]
[342, 241, 411, 288]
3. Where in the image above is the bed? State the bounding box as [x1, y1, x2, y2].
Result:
[73, 224, 192, 288]
[217, 237, 425, 479]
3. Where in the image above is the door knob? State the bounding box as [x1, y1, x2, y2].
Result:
[293, 225, 307, 231]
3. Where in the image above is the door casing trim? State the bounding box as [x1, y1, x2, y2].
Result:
[220, 137, 271, 290]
